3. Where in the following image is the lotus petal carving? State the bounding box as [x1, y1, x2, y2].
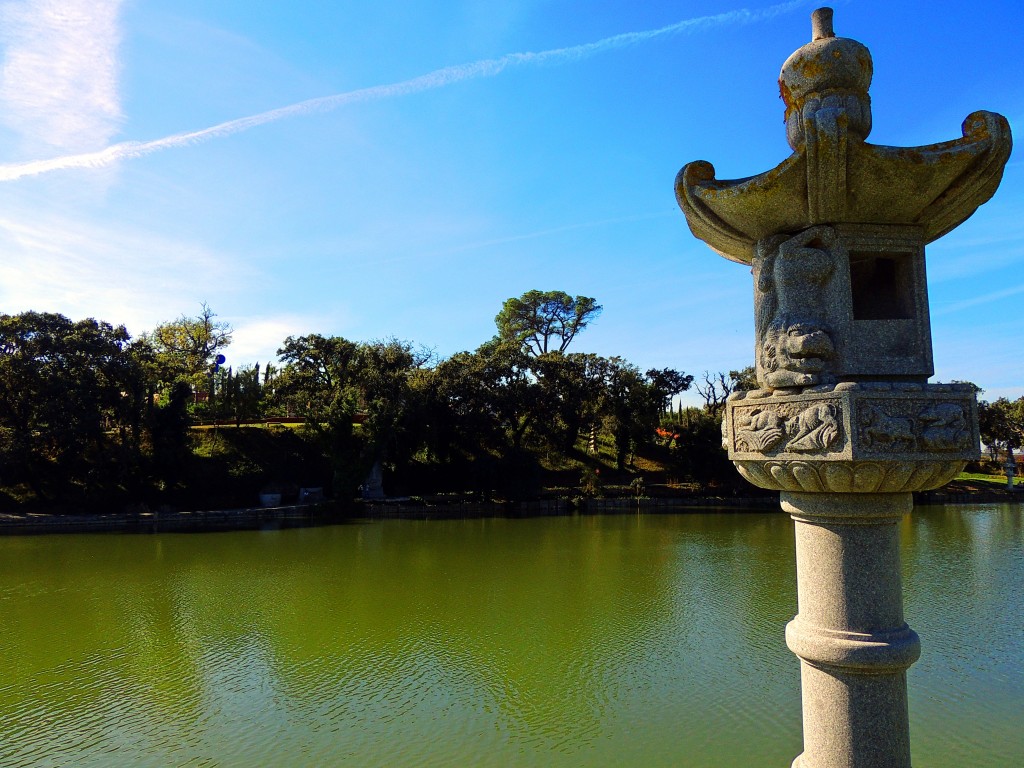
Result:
[734, 459, 964, 493]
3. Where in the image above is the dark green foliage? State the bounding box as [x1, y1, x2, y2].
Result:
[730, 365, 758, 392]
[0, 298, 755, 511]
[601, 358, 651, 471]
[149, 381, 193, 490]
[274, 334, 427, 499]
[142, 302, 232, 391]
[0, 312, 150, 503]
[664, 407, 741, 491]
[979, 397, 1024, 453]
[601, 359, 692, 471]
[426, 339, 537, 456]
[216, 364, 268, 425]
[418, 336, 695, 492]
[533, 352, 607, 454]
[495, 290, 602, 355]
[646, 367, 695, 409]
[178, 427, 333, 510]
[275, 334, 364, 498]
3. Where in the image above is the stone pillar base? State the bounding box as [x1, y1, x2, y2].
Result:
[783, 491, 918, 768]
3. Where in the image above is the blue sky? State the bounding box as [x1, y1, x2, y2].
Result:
[0, 0, 1019, 403]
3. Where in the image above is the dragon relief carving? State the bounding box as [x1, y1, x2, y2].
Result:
[735, 409, 788, 451]
[919, 402, 969, 451]
[734, 402, 842, 454]
[753, 227, 841, 390]
[789, 403, 841, 452]
[858, 405, 915, 450]
[857, 401, 970, 453]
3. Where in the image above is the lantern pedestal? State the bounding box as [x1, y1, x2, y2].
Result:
[783, 492, 917, 768]
[721, 381, 979, 766]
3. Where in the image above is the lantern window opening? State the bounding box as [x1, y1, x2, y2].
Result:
[848, 251, 914, 321]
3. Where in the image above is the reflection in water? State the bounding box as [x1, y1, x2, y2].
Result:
[0, 507, 1019, 767]
[903, 505, 1024, 768]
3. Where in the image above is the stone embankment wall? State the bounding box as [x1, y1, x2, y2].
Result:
[915, 488, 1021, 505]
[0, 504, 329, 536]
[1, 491, 1015, 535]
[358, 495, 779, 519]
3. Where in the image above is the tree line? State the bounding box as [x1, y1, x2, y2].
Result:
[7, 289, 1011, 510]
[978, 395, 1024, 462]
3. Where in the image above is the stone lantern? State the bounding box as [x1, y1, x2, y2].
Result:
[675, 8, 1011, 768]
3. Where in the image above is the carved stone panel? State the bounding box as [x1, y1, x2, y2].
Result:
[725, 383, 979, 468]
[852, 395, 975, 458]
[732, 398, 845, 457]
[750, 223, 934, 392]
[753, 227, 842, 390]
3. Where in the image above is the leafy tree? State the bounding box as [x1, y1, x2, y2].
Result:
[979, 397, 1024, 455]
[148, 380, 193, 490]
[495, 290, 602, 356]
[352, 339, 431, 493]
[645, 367, 694, 411]
[0, 312, 147, 501]
[275, 335, 426, 499]
[533, 352, 609, 454]
[144, 302, 232, 390]
[429, 338, 539, 455]
[669, 406, 738, 490]
[260, 362, 282, 414]
[593, 362, 693, 470]
[235, 365, 265, 423]
[730, 365, 758, 392]
[420, 339, 549, 499]
[598, 359, 648, 470]
[276, 334, 362, 497]
[216, 364, 264, 425]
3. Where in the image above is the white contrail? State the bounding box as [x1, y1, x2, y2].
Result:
[0, 0, 806, 182]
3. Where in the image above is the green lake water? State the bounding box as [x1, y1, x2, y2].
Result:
[0, 505, 1020, 767]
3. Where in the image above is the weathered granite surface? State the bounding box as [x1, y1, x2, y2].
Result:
[783, 492, 917, 768]
[675, 8, 1011, 267]
[724, 382, 979, 493]
[674, 7, 1011, 768]
[750, 223, 935, 385]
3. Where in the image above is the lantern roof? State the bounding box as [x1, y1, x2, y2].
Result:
[675, 8, 1012, 265]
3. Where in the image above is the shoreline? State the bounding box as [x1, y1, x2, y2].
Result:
[0, 488, 1019, 536]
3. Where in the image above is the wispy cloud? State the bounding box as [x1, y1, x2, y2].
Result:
[0, 207, 245, 333]
[0, 0, 124, 155]
[438, 211, 676, 256]
[228, 314, 348, 367]
[0, 0, 805, 182]
[934, 283, 1024, 315]
[335, 211, 678, 270]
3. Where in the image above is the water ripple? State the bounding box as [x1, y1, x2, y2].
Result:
[0, 509, 1019, 766]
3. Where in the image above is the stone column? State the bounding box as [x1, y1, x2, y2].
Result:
[783, 491, 920, 768]
[674, 7, 1010, 766]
